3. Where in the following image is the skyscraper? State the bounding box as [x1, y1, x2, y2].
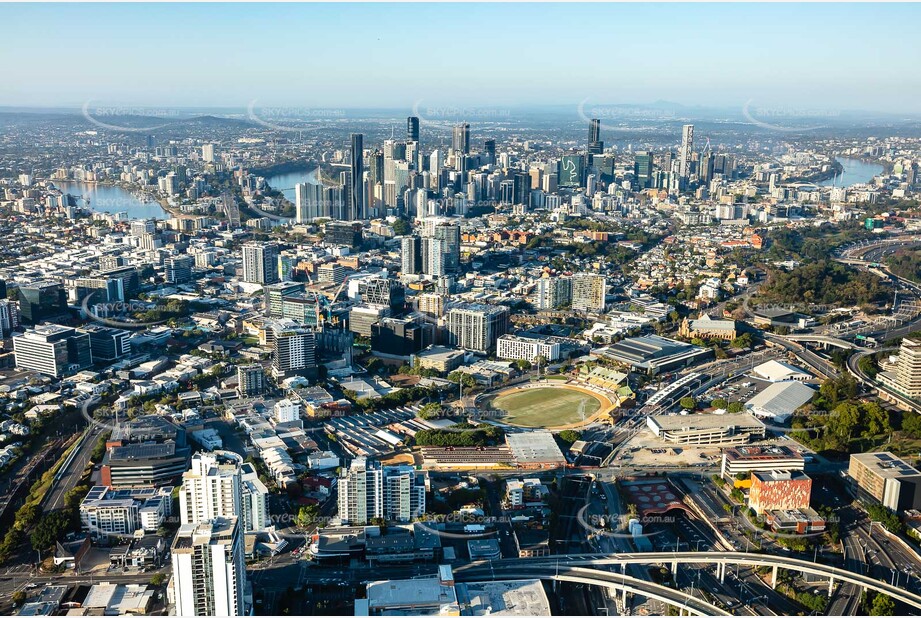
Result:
[452, 122, 470, 156]
[588, 118, 603, 154]
[242, 242, 280, 285]
[484, 139, 496, 165]
[270, 321, 317, 380]
[401, 235, 422, 275]
[171, 518, 246, 617]
[679, 124, 694, 180]
[294, 180, 323, 222]
[634, 151, 654, 190]
[407, 116, 420, 142]
[349, 133, 365, 220]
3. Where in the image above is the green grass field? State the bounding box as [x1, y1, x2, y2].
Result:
[491, 387, 602, 427]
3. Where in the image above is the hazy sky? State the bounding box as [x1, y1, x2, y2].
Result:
[2, 3, 919, 114]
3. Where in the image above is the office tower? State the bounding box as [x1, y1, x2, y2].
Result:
[0, 298, 21, 337]
[349, 133, 365, 220]
[12, 325, 92, 378]
[634, 151, 654, 190]
[699, 151, 714, 184]
[407, 116, 420, 142]
[588, 118, 603, 154]
[324, 221, 362, 248]
[271, 322, 317, 379]
[165, 255, 194, 284]
[264, 281, 306, 318]
[317, 262, 346, 284]
[484, 139, 496, 165]
[171, 518, 246, 617]
[362, 278, 405, 313]
[537, 277, 572, 310]
[571, 273, 607, 312]
[452, 122, 470, 155]
[421, 237, 446, 277]
[368, 150, 384, 187]
[80, 324, 131, 362]
[558, 154, 584, 188]
[241, 242, 280, 285]
[236, 364, 266, 397]
[513, 172, 530, 205]
[294, 181, 323, 223]
[401, 236, 422, 275]
[679, 124, 694, 180]
[16, 281, 67, 324]
[879, 338, 921, 399]
[201, 144, 215, 162]
[445, 303, 509, 354]
[848, 452, 921, 511]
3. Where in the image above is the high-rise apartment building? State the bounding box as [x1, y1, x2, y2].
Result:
[180, 451, 268, 534]
[537, 277, 572, 310]
[171, 517, 246, 617]
[401, 236, 422, 275]
[338, 457, 425, 525]
[236, 364, 266, 397]
[242, 242, 280, 285]
[679, 124, 694, 180]
[294, 180, 324, 223]
[879, 337, 921, 399]
[445, 303, 509, 354]
[270, 321, 317, 379]
[571, 273, 607, 312]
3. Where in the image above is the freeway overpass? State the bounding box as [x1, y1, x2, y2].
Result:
[456, 564, 728, 616]
[457, 551, 921, 611]
[781, 334, 862, 350]
[847, 347, 921, 413]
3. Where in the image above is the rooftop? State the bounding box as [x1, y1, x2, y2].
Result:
[851, 452, 921, 479]
[455, 579, 553, 616]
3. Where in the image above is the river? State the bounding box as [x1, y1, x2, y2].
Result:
[54, 181, 168, 220]
[820, 157, 883, 188]
[264, 168, 319, 203]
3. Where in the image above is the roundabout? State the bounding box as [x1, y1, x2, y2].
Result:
[484, 382, 618, 429]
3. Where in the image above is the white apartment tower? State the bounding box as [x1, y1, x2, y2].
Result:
[171, 517, 246, 617]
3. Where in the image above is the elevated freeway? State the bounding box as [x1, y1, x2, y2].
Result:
[455, 564, 729, 616]
[459, 551, 921, 611]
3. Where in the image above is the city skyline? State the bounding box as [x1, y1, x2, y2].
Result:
[1, 3, 921, 115]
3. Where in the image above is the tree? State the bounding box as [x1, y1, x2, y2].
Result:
[296, 505, 320, 528]
[418, 403, 443, 420]
[679, 396, 697, 411]
[711, 398, 728, 410]
[731, 332, 753, 349]
[558, 430, 582, 445]
[727, 401, 744, 413]
[902, 411, 921, 438]
[513, 359, 532, 372]
[150, 573, 167, 586]
[870, 593, 896, 616]
[30, 511, 73, 552]
[12, 590, 26, 606]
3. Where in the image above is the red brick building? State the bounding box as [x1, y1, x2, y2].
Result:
[748, 470, 812, 515]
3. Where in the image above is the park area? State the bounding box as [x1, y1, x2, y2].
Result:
[489, 386, 605, 428]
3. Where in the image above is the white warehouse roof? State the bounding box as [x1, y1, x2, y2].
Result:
[752, 359, 812, 382]
[745, 381, 815, 422]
